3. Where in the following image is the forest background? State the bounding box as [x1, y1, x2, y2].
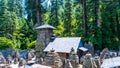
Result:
[0, 0, 120, 50]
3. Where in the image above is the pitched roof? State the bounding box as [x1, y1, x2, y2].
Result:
[35, 24, 56, 30]
[44, 37, 82, 53]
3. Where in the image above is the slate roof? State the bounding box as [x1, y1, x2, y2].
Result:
[79, 47, 88, 52]
[101, 57, 120, 68]
[35, 24, 56, 30]
[44, 37, 82, 53]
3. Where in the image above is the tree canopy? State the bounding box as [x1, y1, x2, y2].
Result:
[0, 0, 120, 50]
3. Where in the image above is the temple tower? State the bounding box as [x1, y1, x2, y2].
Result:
[35, 24, 56, 58]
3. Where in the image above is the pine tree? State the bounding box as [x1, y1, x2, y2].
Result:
[63, 0, 72, 36]
[26, 0, 43, 25]
[0, 0, 17, 38]
[48, 0, 58, 26]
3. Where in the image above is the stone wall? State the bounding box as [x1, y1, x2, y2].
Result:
[58, 52, 69, 59]
[36, 29, 54, 58]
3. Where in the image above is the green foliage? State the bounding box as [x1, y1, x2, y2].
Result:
[54, 21, 65, 37]
[0, 0, 120, 50]
[27, 40, 36, 49]
[0, 37, 14, 49]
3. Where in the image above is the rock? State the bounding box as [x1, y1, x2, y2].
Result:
[0, 64, 11, 68]
[0, 52, 6, 64]
[76, 64, 83, 68]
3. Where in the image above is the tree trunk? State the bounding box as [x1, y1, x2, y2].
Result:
[116, 0, 120, 40]
[55, 0, 58, 26]
[36, 0, 42, 25]
[94, 0, 100, 27]
[82, 0, 87, 38]
[97, 0, 100, 27]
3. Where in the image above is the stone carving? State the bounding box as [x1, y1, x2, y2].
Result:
[64, 59, 73, 68]
[80, 57, 85, 64]
[14, 58, 19, 64]
[37, 58, 43, 64]
[29, 49, 35, 58]
[44, 48, 62, 67]
[69, 48, 79, 68]
[11, 51, 15, 59]
[6, 55, 12, 64]
[25, 52, 32, 61]
[54, 59, 63, 68]
[103, 53, 110, 59]
[13, 51, 20, 64]
[94, 56, 101, 68]
[100, 48, 110, 61]
[19, 59, 26, 67]
[83, 53, 97, 68]
[69, 48, 75, 57]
